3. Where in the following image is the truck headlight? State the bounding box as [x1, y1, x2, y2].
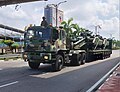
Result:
[24, 54, 27, 58]
[44, 56, 48, 60]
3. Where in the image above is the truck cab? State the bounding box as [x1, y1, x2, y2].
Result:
[23, 26, 67, 71]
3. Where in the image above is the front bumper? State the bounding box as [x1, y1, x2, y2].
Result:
[23, 51, 56, 63]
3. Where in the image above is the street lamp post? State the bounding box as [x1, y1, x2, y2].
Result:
[20, 36, 22, 53]
[56, 4, 58, 27]
[95, 25, 97, 35]
[94, 25, 101, 35]
[118, 0, 120, 57]
[52, 1, 67, 27]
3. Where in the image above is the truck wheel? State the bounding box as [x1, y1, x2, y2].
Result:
[28, 62, 40, 69]
[81, 54, 86, 65]
[71, 54, 81, 66]
[53, 55, 64, 71]
[100, 54, 104, 60]
[76, 54, 82, 66]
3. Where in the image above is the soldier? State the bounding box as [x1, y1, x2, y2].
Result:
[41, 17, 48, 27]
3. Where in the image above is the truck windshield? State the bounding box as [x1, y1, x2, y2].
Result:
[26, 30, 34, 39]
[26, 28, 51, 40]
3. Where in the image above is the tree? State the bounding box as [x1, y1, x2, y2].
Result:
[2, 40, 14, 47]
[1, 40, 20, 53]
[72, 24, 86, 37]
[11, 43, 19, 49]
[61, 18, 87, 38]
[112, 40, 120, 49]
[61, 18, 74, 37]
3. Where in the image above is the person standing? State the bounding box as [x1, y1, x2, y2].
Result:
[41, 17, 48, 27]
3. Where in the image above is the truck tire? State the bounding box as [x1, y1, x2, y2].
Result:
[100, 54, 104, 60]
[53, 55, 64, 71]
[81, 54, 86, 65]
[28, 62, 40, 69]
[71, 54, 81, 66]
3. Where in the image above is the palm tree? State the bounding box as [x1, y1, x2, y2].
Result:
[61, 18, 74, 37]
[61, 18, 87, 38]
[72, 24, 86, 37]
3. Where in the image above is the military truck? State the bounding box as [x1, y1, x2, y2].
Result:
[23, 26, 112, 71]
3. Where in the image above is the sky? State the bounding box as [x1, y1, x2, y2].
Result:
[0, 0, 119, 39]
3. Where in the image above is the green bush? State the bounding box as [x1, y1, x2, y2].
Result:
[11, 43, 19, 49]
[3, 40, 14, 47]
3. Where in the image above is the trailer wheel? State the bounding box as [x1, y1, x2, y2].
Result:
[53, 55, 64, 71]
[81, 54, 86, 65]
[100, 54, 103, 60]
[71, 54, 81, 66]
[28, 61, 40, 69]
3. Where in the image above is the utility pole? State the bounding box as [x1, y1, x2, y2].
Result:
[52, 1, 67, 27]
[94, 25, 101, 35]
[95, 25, 97, 35]
[118, 0, 120, 57]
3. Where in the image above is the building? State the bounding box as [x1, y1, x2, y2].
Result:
[44, 4, 64, 27]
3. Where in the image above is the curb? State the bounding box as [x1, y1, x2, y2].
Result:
[86, 61, 120, 92]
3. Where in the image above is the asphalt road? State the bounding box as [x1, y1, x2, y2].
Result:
[0, 50, 120, 92]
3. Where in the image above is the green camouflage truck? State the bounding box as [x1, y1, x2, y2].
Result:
[23, 26, 112, 71]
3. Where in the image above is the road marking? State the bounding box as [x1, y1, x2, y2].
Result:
[0, 81, 19, 88]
